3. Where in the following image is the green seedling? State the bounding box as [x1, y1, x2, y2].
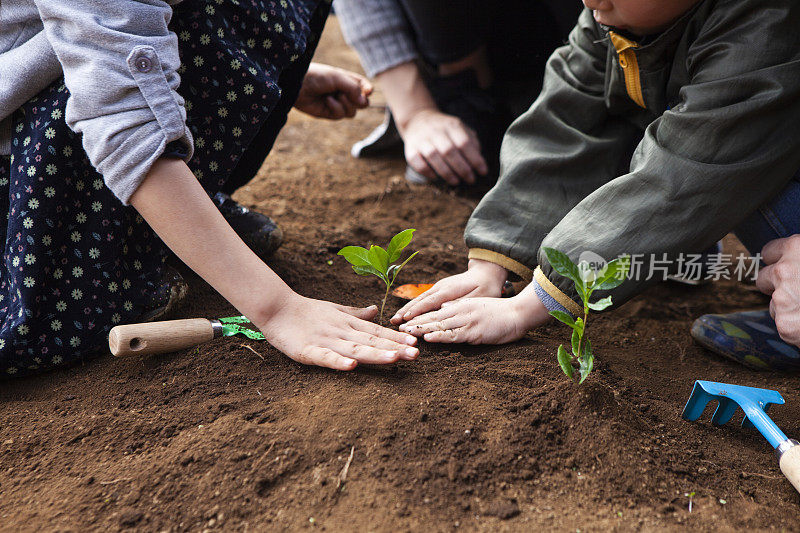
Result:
[542, 247, 630, 384]
[685, 491, 696, 513]
[338, 229, 419, 322]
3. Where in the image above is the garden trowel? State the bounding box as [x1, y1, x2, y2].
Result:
[682, 380, 800, 494]
[109, 316, 264, 357]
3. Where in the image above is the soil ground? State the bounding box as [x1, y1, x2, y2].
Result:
[2, 18, 799, 533]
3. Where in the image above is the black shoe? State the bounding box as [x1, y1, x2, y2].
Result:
[138, 265, 188, 322]
[350, 108, 404, 158]
[212, 192, 283, 260]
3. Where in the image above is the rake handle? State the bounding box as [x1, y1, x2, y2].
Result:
[779, 441, 800, 494]
[109, 318, 219, 357]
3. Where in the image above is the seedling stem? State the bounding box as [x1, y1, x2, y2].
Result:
[338, 229, 419, 323]
[543, 248, 630, 383]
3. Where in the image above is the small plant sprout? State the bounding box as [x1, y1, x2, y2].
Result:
[542, 247, 630, 384]
[338, 229, 419, 322]
[685, 491, 696, 513]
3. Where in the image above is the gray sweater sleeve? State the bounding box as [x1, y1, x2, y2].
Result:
[32, 0, 193, 205]
[334, 0, 418, 78]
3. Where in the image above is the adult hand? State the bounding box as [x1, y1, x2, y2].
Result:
[295, 63, 373, 120]
[258, 293, 419, 371]
[398, 285, 550, 344]
[401, 108, 488, 185]
[755, 235, 800, 347]
[391, 259, 507, 325]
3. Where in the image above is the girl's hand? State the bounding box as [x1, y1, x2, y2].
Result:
[295, 63, 373, 120]
[398, 285, 550, 345]
[257, 293, 419, 370]
[131, 158, 416, 373]
[391, 259, 507, 325]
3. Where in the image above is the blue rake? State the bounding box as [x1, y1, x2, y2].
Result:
[682, 380, 800, 494]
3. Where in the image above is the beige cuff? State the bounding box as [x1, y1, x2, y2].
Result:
[468, 248, 533, 282]
[534, 266, 583, 316]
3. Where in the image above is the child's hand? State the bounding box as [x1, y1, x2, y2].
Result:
[391, 259, 507, 325]
[131, 159, 415, 372]
[257, 293, 418, 370]
[398, 286, 550, 345]
[294, 63, 373, 120]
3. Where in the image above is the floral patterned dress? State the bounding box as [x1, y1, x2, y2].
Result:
[0, 0, 329, 378]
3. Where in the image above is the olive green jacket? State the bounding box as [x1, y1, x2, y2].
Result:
[465, 0, 800, 315]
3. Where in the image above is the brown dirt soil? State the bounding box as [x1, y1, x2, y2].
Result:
[2, 18, 800, 533]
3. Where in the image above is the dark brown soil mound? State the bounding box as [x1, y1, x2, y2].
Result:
[1, 18, 798, 532]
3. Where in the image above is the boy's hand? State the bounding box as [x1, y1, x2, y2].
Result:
[756, 235, 800, 347]
[398, 286, 549, 344]
[391, 259, 507, 325]
[294, 63, 373, 120]
[258, 293, 419, 371]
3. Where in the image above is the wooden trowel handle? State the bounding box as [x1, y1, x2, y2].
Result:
[109, 318, 217, 357]
[779, 441, 800, 494]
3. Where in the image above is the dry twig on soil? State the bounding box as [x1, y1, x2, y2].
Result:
[337, 446, 355, 491]
[240, 344, 264, 360]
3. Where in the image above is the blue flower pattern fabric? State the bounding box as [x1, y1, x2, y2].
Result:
[0, 0, 328, 377]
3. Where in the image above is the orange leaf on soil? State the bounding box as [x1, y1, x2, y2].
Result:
[391, 283, 434, 300]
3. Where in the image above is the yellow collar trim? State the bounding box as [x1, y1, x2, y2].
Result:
[608, 31, 646, 109]
[608, 31, 639, 53]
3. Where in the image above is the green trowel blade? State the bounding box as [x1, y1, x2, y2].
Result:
[219, 315, 266, 340]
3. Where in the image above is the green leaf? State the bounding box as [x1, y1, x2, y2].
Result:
[368, 245, 390, 275]
[578, 355, 594, 384]
[594, 277, 624, 291]
[549, 310, 575, 328]
[595, 258, 621, 282]
[352, 264, 385, 281]
[337, 246, 371, 267]
[574, 281, 589, 306]
[386, 229, 415, 263]
[542, 247, 583, 288]
[557, 345, 573, 380]
[573, 316, 585, 337]
[594, 257, 630, 291]
[571, 328, 581, 357]
[587, 296, 613, 311]
[390, 250, 419, 284]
